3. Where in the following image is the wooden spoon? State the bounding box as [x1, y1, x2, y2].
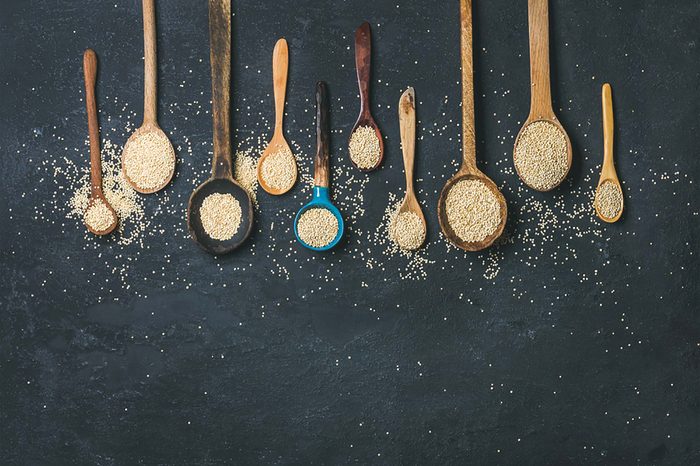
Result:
[187, 0, 253, 255]
[349, 21, 384, 172]
[437, 0, 507, 252]
[395, 87, 426, 250]
[121, 0, 175, 194]
[257, 38, 297, 195]
[595, 83, 624, 223]
[513, 0, 572, 191]
[82, 49, 117, 236]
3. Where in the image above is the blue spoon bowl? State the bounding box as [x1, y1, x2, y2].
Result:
[294, 186, 344, 251]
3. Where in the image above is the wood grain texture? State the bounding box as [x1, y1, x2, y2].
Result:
[459, 0, 476, 173]
[83, 49, 103, 198]
[272, 38, 288, 137]
[142, 0, 158, 124]
[314, 81, 330, 188]
[596, 82, 624, 223]
[527, 0, 553, 118]
[209, 0, 232, 180]
[354, 22, 372, 119]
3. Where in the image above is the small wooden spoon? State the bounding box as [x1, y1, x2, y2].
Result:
[258, 38, 297, 195]
[122, 0, 175, 194]
[187, 0, 253, 255]
[395, 87, 426, 250]
[437, 0, 507, 252]
[595, 83, 624, 223]
[82, 49, 117, 236]
[513, 0, 572, 191]
[349, 21, 384, 172]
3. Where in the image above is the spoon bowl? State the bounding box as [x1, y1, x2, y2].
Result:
[349, 21, 384, 172]
[84, 195, 118, 236]
[258, 38, 297, 195]
[294, 188, 344, 252]
[513, 116, 572, 192]
[122, 122, 176, 194]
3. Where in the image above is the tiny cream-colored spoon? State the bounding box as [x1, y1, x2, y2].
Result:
[395, 87, 426, 250]
[83, 49, 118, 236]
[594, 83, 624, 223]
[258, 38, 297, 195]
[122, 0, 175, 194]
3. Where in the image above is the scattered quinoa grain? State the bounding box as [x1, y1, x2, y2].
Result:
[122, 129, 175, 191]
[390, 211, 425, 251]
[199, 192, 242, 241]
[260, 145, 296, 191]
[514, 120, 569, 190]
[445, 179, 501, 243]
[595, 181, 623, 219]
[349, 125, 381, 169]
[84, 198, 116, 233]
[296, 207, 339, 248]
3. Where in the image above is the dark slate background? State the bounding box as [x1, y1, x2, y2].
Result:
[1, 0, 699, 464]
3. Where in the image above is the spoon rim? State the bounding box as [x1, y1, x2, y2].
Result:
[293, 194, 344, 251]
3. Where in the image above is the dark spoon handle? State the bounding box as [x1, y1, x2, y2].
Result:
[82, 49, 103, 197]
[314, 81, 330, 188]
[209, 0, 232, 179]
[354, 21, 371, 118]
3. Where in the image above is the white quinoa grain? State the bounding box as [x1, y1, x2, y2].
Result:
[122, 129, 175, 191]
[445, 179, 501, 243]
[199, 192, 242, 241]
[297, 207, 339, 248]
[349, 125, 381, 169]
[84, 198, 116, 232]
[595, 181, 623, 219]
[390, 211, 426, 251]
[514, 121, 569, 190]
[260, 146, 296, 191]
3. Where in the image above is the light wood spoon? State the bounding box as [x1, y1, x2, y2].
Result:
[513, 0, 572, 191]
[395, 87, 426, 250]
[595, 83, 624, 223]
[82, 49, 117, 236]
[349, 21, 384, 172]
[122, 0, 175, 194]
[258, 38, 297, 195]
[437, 0, 507, 252]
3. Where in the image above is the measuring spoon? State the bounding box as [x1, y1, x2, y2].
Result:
[82, 49, 117, 236]
[437, 0, 507, 252]
[395, 87, 426, 250]
[595, 83, 624, 223]
[294, 82, 344, 251]
[258, 38, 297, 195]
[349, 21, 384, 172]
[513, 0, 572, 191]
[187, 0, 253, 254]
[122, 0, 176, 194]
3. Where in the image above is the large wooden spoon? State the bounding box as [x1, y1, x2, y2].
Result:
[257, 38, 297, 195]
[122, 0, 176, 194]
[187, 0, 253, 254]
[595, 83, 624, 223]
[437, 0, 507, 252]
[348, 21, 384, 172]
[395, 87, 426, 250]
[513, 0, 572, 191]
[82, 49, 117, 236]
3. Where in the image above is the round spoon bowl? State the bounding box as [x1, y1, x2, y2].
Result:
[594, 177, 624, 223]
[393, 200, 427, 251]
[437, 172, 507, 252]
[187, 177, 253, 255]
[513, 117, 573, 192]
[348, 117, 384, 172]
[257, 137, 297, 195]
[122, 123, 176, 194]
[84, 195, 118, 236]
[294, 188, 344, 252]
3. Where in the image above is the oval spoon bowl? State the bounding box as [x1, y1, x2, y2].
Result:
[257, 137, 297, 195]
[187, 178, 254, 255]
[348, 117, 384, 172]
[513, 116, 572, 192]
[122, 123, 176, 194]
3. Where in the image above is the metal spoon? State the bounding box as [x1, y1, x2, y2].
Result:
[122, 0, 176, 194]
[595, 83, 624, 223]
[437, 0, 507, 252]
[82, 49, 117, 236]
[187, 0, 253, 254]
[258, 38, 297, 195]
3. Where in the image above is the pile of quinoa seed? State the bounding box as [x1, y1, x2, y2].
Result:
[514, 120, 569, 190]
[122, 128, 175, 192]
[260, 145, 296, 192]
[595, 181, 623, 220]
[444, 179, 501, 243]
[199, 192, 242, 241]
[349, 125, 381, 169]
[296, 207, 339, 248]
[390, 211, 425, 251]
[84, 198, 116, 233]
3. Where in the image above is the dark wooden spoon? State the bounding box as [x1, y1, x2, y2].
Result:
[82, 49, 117, 236]
[348, 21, 384, 172]
[187, 0, 253, 255]
[437, 0, 507, 252]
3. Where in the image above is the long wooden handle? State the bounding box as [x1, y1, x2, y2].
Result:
[528, 0, 553, 118]
[602, 83, 614, 172]
[460, 0, 476, 171]
[209, 0, 232, 179]
[83, 49, 103, 197]
[272, 38, 288, 137]
[142, 0, 158, 124]
[314, 82, 330, 188]
[354, 22, 372, 118]
[399, 88, 416, 196]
